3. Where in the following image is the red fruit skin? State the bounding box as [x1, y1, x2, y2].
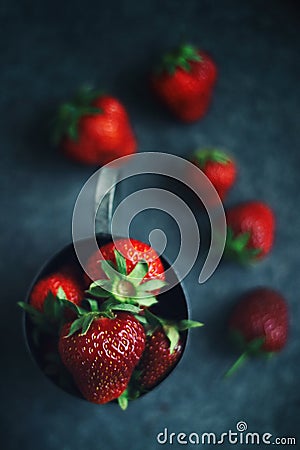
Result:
[152, 51, 217, 122]
[62, 96, 137, 165]
[137, 329, 182, 390]
[30, 273, 83, 312]
[226, 201, 275, 258]
[192, 158, 236, 201]
[85, 238, 165, 287]
[58, 313, 145, 404]
[229, 288, 288, 352]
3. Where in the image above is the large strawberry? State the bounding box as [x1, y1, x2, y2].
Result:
[226, 288, 288, 376]
[85, 239, 166, 300]
[53, 87, 137, 165]
[151, 44, 217, 122]
[225, 201, 275, 263]
[191, 149, 236, 201]
[59, 309, 145, 406]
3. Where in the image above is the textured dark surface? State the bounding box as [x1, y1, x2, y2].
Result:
[1, 1, 300, 449]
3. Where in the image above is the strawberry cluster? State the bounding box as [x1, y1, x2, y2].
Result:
[190, 148, 288, 375]
[53, 45, 218, 165]
[19, 238, 202, 409]
[22, 42, 289, 388]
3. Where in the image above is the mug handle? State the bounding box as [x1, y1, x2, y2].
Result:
[94, 167, 118, 235]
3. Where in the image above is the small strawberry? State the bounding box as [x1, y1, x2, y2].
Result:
[225, 201, 275, 263]
[136, 329, 182, 391]
[151, 44, 217, 122]
[59, 311, 145, 406]
[85, 238, 165, 292]
[132, 310, 203, 392]
[191, 149, 237, 201]
[30, 272, 83, 312]
[53, 87, 137, 165]
[19, 281, 84, 338]
[226, 288, 288, 377]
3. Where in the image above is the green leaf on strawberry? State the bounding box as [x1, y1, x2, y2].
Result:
[52, 86, 103, 144]
[192, 149, 232, 168]
[158, 44, 202, 75]
[18, 290, 78, 335]
[144, 309, 203, 354]
[225, 228, 262, 263]
[88, 250, 167, 308]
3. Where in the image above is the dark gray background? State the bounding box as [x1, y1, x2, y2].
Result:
[1, 1, 299, 449]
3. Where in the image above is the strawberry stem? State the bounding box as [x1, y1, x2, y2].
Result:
[225, 335, 266, 377]
[224, 352, 248, 378]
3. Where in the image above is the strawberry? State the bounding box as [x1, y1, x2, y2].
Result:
[58, 311, 145, 405]
[131, 310, 203, 393]
[226, 288, 288, 376]
[18, 274, 84, 337]
[85, 246, 167, 309]
[136, 328, 182, 391]
[30, 272, 83, 313]
[151, 44, 217, 122]
[85, 238, 165, 289]
[191, 149, 236, 201]
[53, 87, 137, 165]
[225, 201, 275, 262]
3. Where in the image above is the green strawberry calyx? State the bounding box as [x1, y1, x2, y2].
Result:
[85, 250, 168, 308]
[225, 330, 266, 378]
[52, 86, 103, 144]
[62, 297, 143, 338]
[157, 44, 202, 75]
[18, 287, 83, 335]
[142, 309, 203, 354]
[224, 227, 262, 264]
[192, 149, 232, 169]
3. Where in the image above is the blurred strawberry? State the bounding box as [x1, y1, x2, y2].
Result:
[225, 201, 275, 263]
[151, 44, 217, 122]
[226, 288, 288, 377]
[191, 149, 236, 201]
[53, 87, 137, 165]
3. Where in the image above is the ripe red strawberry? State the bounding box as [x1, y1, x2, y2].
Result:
[191, 149, 236, 201]
[128, 310, 203, 394]
[136, 328, 182, 391]
[58, 312, 145, 405]
[30, 272, 83, 312]
[86, 238, 166, 287]
[151, 44, 217, 122]
[53, 87, 137, 165]
[225, 201, 275, 262]
[226, 288, 288, 376]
